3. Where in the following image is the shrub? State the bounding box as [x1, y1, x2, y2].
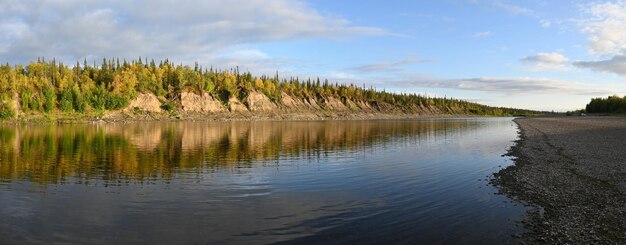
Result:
[0, 94, 15, 120]
[30, 93, 45, 112]
[20, 91, 32, 112]
[0, 102, 15, 120]
[72, 88, 87, 112]
[105, 94, 128, 110]
[88, 86, 129, 111]
[88, 86, 108, 110]
[43, 87, 56, 112]
[59, 88, 74, 112]
[161, 101, 176, 112]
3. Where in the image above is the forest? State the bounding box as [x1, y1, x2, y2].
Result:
[585, 95, 626, 113]
[0, 58, 543, 120]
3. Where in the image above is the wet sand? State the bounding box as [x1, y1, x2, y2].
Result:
[493, 116, 626, 243]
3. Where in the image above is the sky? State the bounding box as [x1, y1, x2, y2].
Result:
[1, 0, 626, 111]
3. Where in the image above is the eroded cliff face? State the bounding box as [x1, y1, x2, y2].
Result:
[228, 97, 248, 113]
[181, 92, 226, 113]
[323, 96, 348, 111]
[6, 90, 455, 121]
[174, 90, 448, 117]
[279, 93, 327, 112]
[280, 92, 306, 111]
[246, 91, 277, 112]
[127, 93, 163, 113]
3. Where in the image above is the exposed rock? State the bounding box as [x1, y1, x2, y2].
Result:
[427, 105, 443, 114]
[343, 98, 360, 111]
[304, 96, 322, 110]
[407, 104, 422, 114]
[181, 92, 226, 113]
[246, 91, 277, 112]
[280, 92, 307, 111]
[357, 100, 375, 112]
[228, 97, 249, 113]
[127, 93, 162, 113]
[370, 101, 399, 113]
[419, 104, 433, 114]
[323, 96, 348, 111]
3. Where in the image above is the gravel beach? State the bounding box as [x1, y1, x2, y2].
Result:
[493, 116, 626, 244]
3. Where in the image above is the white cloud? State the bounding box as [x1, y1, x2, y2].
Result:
[209, 49, 275, 69]
[0, 0, 388, 64]
[573, 55, 626, 75]
[492, 1, 534, 15]
[327, 71, 359, 80]
[520, 52, 569, 71]
[391, 75, 609, 96]
[540, 19, 552, 28]
[574, 1, 626, 75]
[580, 1, 626, 56]
[346, 59, 432, 73]
[472, 31, 492, 37]
[521, 52, 568, 64]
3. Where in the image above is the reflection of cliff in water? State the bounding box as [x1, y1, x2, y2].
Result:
[0, 120, 483, 184]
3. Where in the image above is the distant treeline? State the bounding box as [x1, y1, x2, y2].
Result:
[586, 95, 626, 113]
[0, 58, 543, 119]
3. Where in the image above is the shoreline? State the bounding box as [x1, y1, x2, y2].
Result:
[0, 111, 494, 124]
[492, 116, 626, 243]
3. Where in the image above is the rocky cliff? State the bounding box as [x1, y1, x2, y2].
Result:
[119, 90, 470, 121]
[3, 90, 477, 122]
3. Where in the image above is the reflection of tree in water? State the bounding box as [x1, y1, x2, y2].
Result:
[0, 120, 479, 184]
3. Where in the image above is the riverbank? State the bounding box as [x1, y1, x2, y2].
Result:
[1, 110, 478, 124]
[493, 116, 626, 243]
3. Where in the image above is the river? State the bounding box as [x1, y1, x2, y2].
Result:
[0, 118, 525, 244]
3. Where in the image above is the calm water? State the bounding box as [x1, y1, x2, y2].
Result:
[0, 118, 525, 244]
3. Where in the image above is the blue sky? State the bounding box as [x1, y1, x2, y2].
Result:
[1, 0, 626, 111]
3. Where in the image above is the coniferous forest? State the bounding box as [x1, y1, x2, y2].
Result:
[0, 58, 544, 120]
[585, 95, 626, 114]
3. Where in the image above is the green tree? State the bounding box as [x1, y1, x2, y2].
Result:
[43, 87, 56, 112]
[59, 88, 74, 112]
[72, 86, 87, 112]
[0, 94, 15, 120]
